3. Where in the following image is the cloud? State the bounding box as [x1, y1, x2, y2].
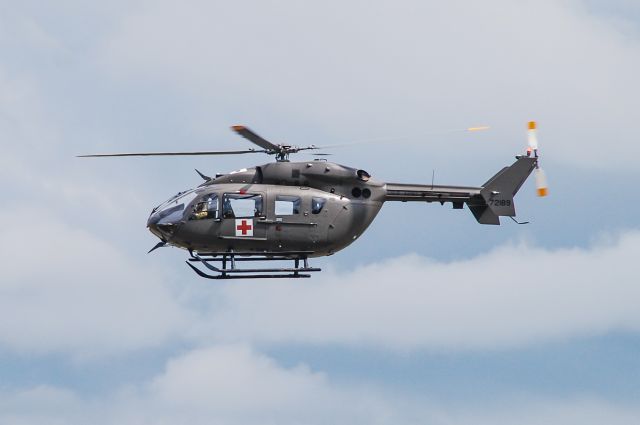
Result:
[0, 70, 56, 182]
[99, 0, 640, 170]
[142, 345, 348, 418]
[0, 385, 84, 425]
[193, 230, 640, 351]
[0, 62, 156, 225]
[1, 345, 639, 425]
[0, 345, 390, 425]
[4, 190, 637, 358]
[0, 64, 194, 358]
[0, 208, 191, 357]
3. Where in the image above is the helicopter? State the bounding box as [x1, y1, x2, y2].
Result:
[78, 122, 547, 279]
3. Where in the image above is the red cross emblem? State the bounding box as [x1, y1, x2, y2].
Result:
[235, 219, 253, 236]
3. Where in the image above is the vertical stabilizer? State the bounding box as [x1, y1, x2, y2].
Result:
[479, 156, 537, 218]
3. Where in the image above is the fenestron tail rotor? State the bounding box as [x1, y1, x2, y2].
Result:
[526, 121, 548, 197]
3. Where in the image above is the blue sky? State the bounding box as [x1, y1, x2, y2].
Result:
[1, 0, 640, 423]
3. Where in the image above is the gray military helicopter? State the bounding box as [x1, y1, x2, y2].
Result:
[79, 123, 547, 279]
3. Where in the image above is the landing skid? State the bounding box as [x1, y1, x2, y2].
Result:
[186, 250, 321, 279]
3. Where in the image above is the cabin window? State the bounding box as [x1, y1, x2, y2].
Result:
[222, 193, 263, 218]
[191, 194, 218, 220]
[275, 195, 301, 216]
[311, 197, 326, 214]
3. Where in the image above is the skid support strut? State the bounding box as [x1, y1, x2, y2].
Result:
[186, 250, 321, 279]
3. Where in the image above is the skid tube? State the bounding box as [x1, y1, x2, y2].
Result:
[186, 250, 321, 279]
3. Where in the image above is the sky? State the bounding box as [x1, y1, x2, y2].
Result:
[1, 0, 640, 423]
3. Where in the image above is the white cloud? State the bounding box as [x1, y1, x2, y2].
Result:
[0, 208, 191, 357]
[0, 65, 150, 225]
[4, 344, 389, 425]
[100, 0, 640, 169]
[1, 345, 639, 425]
[192, 230, 640, 351]
[147, 345, 329, 410]
[131, 345, 383, 424]
[4, 211, 639, 358]
[4, 203, 638, 357]
[0, 70, 55, 180]
[0, 65, 193, 358]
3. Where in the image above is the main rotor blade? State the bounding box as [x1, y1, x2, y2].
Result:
[231, 125, 279, 151]
[77, 149, 266, 158]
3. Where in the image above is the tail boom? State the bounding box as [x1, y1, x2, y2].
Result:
[383, 156, 538, 225]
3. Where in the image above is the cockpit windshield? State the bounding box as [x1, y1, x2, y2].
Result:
[152, 189, 199, 225]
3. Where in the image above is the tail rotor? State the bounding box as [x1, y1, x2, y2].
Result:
[527, 121, 548, 197]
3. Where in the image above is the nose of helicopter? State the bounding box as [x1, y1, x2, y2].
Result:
[147, 207, 182, 240]
[147, 189, 198, 241]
